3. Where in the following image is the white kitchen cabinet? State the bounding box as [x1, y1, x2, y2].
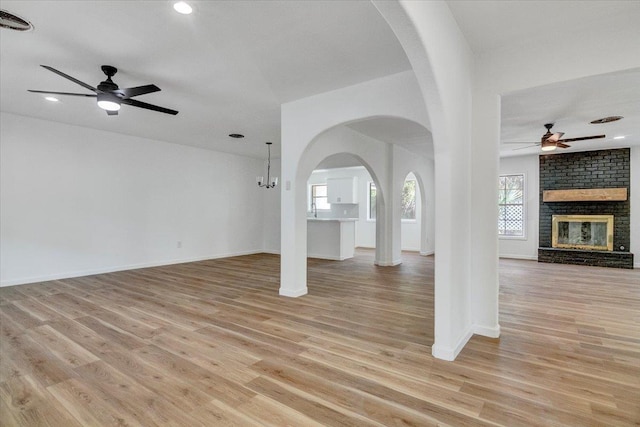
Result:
[327, 177, 358, 204]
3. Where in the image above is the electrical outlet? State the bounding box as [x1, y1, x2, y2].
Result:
[177, 241, 182, 248]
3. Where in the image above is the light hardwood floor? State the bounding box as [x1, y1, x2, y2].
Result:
[1, 250, 639, 426]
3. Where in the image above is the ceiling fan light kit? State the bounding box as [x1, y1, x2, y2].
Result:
[97, 93, 121, 111]
[508, 123, 606, 152]
[28, 65, 178, 116]
[541, 140, 557, 151]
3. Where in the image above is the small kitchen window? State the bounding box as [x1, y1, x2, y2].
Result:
[311, 184, 331, 210]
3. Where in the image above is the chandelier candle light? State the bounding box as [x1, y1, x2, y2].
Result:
[257, 142, 278, 189]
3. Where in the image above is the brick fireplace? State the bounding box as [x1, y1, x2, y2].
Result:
[538, 148, 634, 269]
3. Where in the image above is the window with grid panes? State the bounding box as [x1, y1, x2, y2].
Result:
[498, 174, 525, 237]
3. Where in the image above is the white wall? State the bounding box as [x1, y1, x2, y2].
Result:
[498, 155, 539, 260]
[307, 167, 424, 251]
[0, 112, 266, 286]
[631, 146, 640, 268]
[262, 158, 281, 255]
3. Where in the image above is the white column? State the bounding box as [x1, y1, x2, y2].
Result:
[279, 129, 308, 298]
[469, 89, 501, 337]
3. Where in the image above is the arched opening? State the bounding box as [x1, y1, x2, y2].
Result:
[305, 152, 385, 264]
[288, 115, 433, 289]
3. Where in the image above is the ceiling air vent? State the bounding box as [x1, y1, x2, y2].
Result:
[590, 116, 623, 124]
[0, 10, 33, 31]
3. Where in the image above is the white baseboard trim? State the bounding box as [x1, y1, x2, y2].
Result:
[420, 251, 435, 256]
[0, 249, 264, 287]
[499, 254, 538, 261]
[473, 323, 501, 338]
[307, 253, 351, 261]
[279, 287, 308, 297]
[261, 250, 281, 255]
[634, 262, 640, 269]
[431, 327, 473, 361]
[374, 259, 402, 266]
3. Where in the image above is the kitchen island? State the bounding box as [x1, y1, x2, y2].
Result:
[307, 218, 357, 260]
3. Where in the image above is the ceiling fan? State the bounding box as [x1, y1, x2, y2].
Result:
[507, 123, 604, 152]
[28, 65, 178, 116]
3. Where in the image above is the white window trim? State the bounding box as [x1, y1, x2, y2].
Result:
[498, 172, 527, 240]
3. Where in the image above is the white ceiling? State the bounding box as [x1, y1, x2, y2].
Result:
[447, 0, 640, 54]
[1, 1, 639, 162]
[500, 68, 640, 157]
[446, 0, 640, 158]
[0, 1, 410, 159]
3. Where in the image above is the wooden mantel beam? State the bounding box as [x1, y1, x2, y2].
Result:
[543, 188, 627, 202]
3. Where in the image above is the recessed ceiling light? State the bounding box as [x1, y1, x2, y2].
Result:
[45, 96, 59, 102]
[613, 136, 625, 140]
[173, 2, 192, 14]
[590, 116, 623, 124]
[229, 134, 245, 139]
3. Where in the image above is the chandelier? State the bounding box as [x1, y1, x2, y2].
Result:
[257, 142, 278, 189]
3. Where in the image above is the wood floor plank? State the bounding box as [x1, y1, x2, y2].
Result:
[74, 360, 200, 426]
[0, 304, 43, 330]
[1, 250, 638, 426]
[245, 375, 375, 427]
[236, 394, 328, 427]
[249, 357, 447, 426]
[299, 347, 484, 416]
[0, 375, 82, 427]
[1, 333, 77, 387]
[47, 378, 146, 427]
[11, 299, 64, 322]
[46, 317, 132, 356]
[75, 316, 147, 350]
[26, 325, 100, 368]
[187, 397, 263, 426]
[97, 349, 213, 411]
